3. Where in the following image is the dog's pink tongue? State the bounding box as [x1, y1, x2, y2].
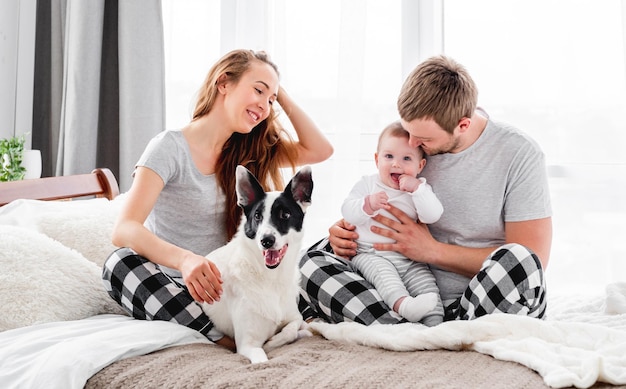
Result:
[264, 249, 281, 267]
[263, 244, 288, 268]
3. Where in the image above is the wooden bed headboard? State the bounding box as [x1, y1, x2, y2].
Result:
[0, 168, 120, 207]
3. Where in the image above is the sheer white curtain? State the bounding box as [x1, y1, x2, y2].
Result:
[162, 0, 626, 294]
[443, 0, 626, 294]
[162, 0, 408, 247]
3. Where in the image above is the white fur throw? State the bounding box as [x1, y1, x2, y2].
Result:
[0, 196, 125, 267]
[0, 224, 126, 332]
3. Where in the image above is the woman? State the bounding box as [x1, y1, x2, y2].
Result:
[102, 49, 333, 350]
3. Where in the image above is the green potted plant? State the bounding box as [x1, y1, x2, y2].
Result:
[0, 134, 27, 182]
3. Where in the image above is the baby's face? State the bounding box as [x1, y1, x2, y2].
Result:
[375, 134, 425, 189]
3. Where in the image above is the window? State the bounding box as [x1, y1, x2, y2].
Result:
[162, 0, 404, 251]
[443, 0, 626, 293]
[162, 0, 626, 294]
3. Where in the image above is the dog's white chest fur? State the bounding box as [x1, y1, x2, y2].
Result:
[202, 231, 301, 337]
[201, 166, 313, 364]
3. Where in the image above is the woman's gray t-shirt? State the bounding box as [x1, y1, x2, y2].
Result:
[136, 130, 227, 277]
[421, 119, 552, 307]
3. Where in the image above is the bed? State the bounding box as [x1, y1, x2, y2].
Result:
[0, 169, 624, 389]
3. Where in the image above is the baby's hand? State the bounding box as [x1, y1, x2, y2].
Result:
[364, 191, 389, 214]
[398, 175, 421, 192]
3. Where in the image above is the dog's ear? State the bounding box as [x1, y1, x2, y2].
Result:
[284, 166, 313, 211]
[236, 165, 266, 212]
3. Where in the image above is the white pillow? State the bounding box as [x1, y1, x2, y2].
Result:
[0, 225, 127, 332]
[0, 195, 125, 267]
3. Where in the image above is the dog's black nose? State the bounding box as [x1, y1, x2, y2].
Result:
[261, 235, 275, 249]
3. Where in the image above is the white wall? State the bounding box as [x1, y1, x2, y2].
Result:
[0, 0, 36, 146]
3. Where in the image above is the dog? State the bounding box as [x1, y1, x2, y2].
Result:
[202, 165, 313, 364]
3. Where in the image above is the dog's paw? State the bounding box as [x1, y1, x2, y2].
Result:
[240, 346, 269, 364]
[297, 328, 313, 339]
[296, 321, 313, 339]
[264, 320, 302, 351]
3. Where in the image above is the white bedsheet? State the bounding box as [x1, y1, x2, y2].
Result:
[310, 282, 626, 389]
[0, 314, 211, 389]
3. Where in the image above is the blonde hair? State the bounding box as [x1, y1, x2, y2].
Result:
[193, 49, 298, 239]
[397, 55, 477, 134]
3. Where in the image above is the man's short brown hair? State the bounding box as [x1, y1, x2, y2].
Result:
[397, 55, 477, 134]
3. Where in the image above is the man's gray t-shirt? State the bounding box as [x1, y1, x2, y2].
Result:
[420, 118, 552, 307]
[136, 130, 228, 277]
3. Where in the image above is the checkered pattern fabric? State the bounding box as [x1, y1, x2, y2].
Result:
[299, 239, 546, 324]
[102, 247, 223, 341]
[299, 239, 404, 325]
[451, 243, 547, 320]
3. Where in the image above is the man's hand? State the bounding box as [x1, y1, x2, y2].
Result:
[328, 219, 358, 259]
[370, 205, 544, 278]
[371, 204, 439, 265]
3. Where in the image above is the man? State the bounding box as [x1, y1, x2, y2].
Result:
[299, 55, 552, 324]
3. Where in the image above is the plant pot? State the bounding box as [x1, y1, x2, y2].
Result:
[22, 149, 42, 179]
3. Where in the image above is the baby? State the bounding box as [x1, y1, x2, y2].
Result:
[341, 121, 444, 326]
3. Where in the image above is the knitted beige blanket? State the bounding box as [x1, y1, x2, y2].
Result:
[87, 336, 561, 389]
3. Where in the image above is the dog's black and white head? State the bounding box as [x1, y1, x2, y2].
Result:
[235, 165, 313, 269]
